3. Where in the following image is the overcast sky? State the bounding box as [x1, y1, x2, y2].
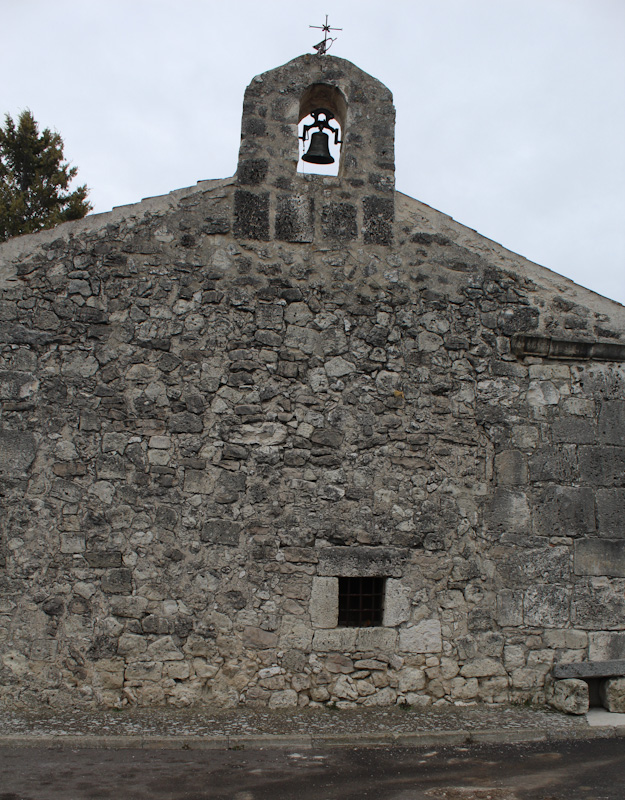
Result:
[3, 0, 624, 304]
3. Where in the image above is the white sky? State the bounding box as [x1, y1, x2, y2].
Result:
[2, 0, 624, 304]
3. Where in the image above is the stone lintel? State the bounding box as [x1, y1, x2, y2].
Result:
[512, 333, 625, 362]
[553, 659, 625, 679]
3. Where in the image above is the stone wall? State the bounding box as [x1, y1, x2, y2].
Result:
[0, 54, 624, 711]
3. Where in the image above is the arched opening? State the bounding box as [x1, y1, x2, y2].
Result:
[297, 84, 347, 177]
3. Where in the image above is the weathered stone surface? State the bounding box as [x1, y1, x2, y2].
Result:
[0, 429, 37, 475]
[574, 539, 625, 577]
[101, 569, 133, 595]
[317, 547, 406, 578]
[84, 551, 123, 568]
[524, 585, 571, 627]
[548, 679, 589, 715]
[399, 620, 442, 654]
[309, 577, 338, 628]
[600, 678, 625, 712]
[572, 584, 625, 629]
[596, 489, 625, 537]
[397, 667, 426, 693]
[460, 658, 507, 678]
[383, 579, 410, 626]
[553, 660, 625, 679]
[0, 51, 623, 714]
[275, 195, 314, 243]
[312, 629, 358, 652]
[533, 486, 596, 538]
[201, 520, 241, 547]
[243, 627, 278, 649]
[589, 632, 625, 662]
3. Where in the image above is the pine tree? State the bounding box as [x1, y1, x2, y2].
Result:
[0, 110, 92, 241]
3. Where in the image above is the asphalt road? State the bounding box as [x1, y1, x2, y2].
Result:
[0, 738, 623, 800]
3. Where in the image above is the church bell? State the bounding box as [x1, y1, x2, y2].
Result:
[302, 131, 334, 164]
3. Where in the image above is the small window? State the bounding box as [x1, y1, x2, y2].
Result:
[338, 576, 385, 627]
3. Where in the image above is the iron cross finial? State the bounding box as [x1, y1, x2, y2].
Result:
[310, 15, 342, 55]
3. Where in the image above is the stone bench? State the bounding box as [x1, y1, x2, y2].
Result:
[553, 660, 625, 680]
[550, 661, 625, 714]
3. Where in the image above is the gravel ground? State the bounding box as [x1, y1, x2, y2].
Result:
[0, 704, 588, 739]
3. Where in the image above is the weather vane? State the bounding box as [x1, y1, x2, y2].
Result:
[310, 15, 342, 55]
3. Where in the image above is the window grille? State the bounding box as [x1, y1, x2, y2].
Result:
[338, 576, 385, 627]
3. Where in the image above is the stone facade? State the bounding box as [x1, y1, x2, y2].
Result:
[0, 54, 624, 711]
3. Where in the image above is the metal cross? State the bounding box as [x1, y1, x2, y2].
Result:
[310, 15, 342, 55]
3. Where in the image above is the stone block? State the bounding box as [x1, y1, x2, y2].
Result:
[310, 577, 338, 628]
[363, 196, 394, 245]
[255, 303, 284, 331]
[578, 446, 625, 486]
[312, 628, 358, 652]
[552, 416, 597, 444]
[596, 489, 625, 537]
[575, 539, 625, 577]
[383, 579, 410, 626]
[184, 469, 214, 495]
[170, 412, 203, 434]
[275, 194, 314, 243]
[363, 686, 397, 706]
[325, 653, 354, 673]
[279, 623, 313, 651]
[0, 429, 37, 475]
[528, 445, 577, 483]
[125, 661, 163, 682]
[511, 668, 539, 690]
[356, 628, 397, 651]
[84, 551, 123, 568]
[268, 688, 298, 708]
[317, 546, 406, 578]
[524, 585, 571, 627]
[549, 678, 589, 715]
[324, 356, 355, 378]
[533, 486, 596, 538]
[101, 568, 133, 594]
[460, 658, 506, 678]
[600, 678, 625, 712]
[201, 519, 241, 547]
[60, 534, 85, 554]
[164, 661, 191, 680]
[399, 619, 442, 654]
[495, 546, 570, 587]
[589, 632, 625, 661]
[321, 202, 357, 241]
[496, 590, 523, 627]
[237, 158, 268, 186]
[110, 595, 148, 619]
[229, 422, 288, 446]
[117, 634, 147, 658]
[572, 584, 625, 630]
[102, 433, 130, 453]
[553, 660, 625, 679]
[0, 370, 38, 401]
[487, 489, 531, 536]
[598, 401, 625, 446]
[147, 635, 184, 661]
[332, 674, 359, 701]
[494, 450, 527, 485]
[243, 627, 278, 649]
[397, 667, 426, 693]
[96, 455, 126, 480]
[233, 189, 270, 240]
